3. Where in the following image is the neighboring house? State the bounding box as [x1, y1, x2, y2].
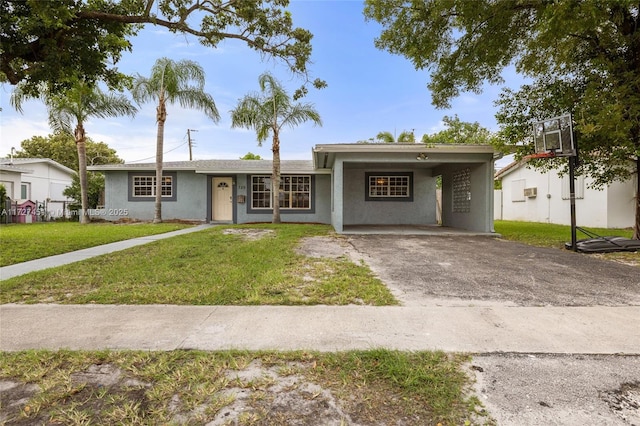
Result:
[89, 143, 499, 233]
[495, 159, 636, 229]
[0, 158, 76, 219]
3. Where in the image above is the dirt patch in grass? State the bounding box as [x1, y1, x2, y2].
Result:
[295, 235, 366, 264]
[222, 228, 275, 240]
[0, 351, 484, 425]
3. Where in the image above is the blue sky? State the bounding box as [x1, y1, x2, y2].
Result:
[0, 1, 521, 166]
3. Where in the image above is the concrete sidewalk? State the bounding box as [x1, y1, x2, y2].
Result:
[2, 303, 639, 353]
[0, 224, 213, 280]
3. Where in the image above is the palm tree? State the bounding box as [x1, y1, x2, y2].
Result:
[375, 130, 415, 143]
[231, 72, 322, 223]
[11, 82, 136, 224]
[132, 58, 219, 223]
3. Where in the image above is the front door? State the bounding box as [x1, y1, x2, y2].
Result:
[212, 177, 233, 222]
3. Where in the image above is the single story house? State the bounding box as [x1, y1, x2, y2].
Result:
[0, 158, 76, 219]
[495, 159, 636, 229]
[89, 143, 500, 233]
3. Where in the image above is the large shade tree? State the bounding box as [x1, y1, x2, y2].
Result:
[12, 133, 123, 170]
[1, 0, 325, 98]
[231, 72, 322, 223]
[11, 82, 136, 223]
[132, 57, 219, 223]
[11, 133, 124, 210]
[364, 1, 640, 238]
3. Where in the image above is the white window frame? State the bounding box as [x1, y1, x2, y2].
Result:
[250, 175, 312, 210]
[20, 182, 31, 200]
[132, 175, 173, 198]
[365, 172, 413, 201]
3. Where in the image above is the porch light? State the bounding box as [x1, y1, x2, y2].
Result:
[416, 153, 428, 160]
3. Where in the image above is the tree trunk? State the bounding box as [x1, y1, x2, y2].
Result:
[272, 131, 281, 224]
[154, 96, 167, 224]
[634, 156, 640, 240]
[75, 123, 90, 224]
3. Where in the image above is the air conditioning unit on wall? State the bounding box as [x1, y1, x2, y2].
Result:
[524, 187, 538, 198]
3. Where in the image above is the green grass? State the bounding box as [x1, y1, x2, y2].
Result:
[495, 220, 634, 247]
[495, 220, 638, 265]
[0, 224, 397, 306]
[0, 222, 192, 267]
[0, 349, 488, 425]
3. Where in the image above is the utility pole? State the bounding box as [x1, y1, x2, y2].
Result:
[187, 129, 198, 161]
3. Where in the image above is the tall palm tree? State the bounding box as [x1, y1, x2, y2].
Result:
[11, 82, 136, 224]
[132, 58, 219, 223]
[231, 72, 322, 223]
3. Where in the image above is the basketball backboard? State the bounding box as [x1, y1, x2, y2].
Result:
[532, 114, 576, 157]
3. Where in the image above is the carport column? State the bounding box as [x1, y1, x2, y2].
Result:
[332, 158, 344, 233]
[487, 160, 496, 233]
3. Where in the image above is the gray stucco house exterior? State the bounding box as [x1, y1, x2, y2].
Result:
[89, 143, 499, 233]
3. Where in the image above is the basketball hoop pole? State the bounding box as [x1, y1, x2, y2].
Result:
[569, 154, 578, 251]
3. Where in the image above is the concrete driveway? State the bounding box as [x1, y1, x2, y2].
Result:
[346, 234, 640, 307]
[344, 233, 640, 426]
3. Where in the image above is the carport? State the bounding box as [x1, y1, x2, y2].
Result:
[312, 143, 500, 234]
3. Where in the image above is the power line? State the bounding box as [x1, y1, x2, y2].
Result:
[127, 138, 189, 163]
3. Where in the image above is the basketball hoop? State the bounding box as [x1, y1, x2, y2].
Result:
[524, 151, 557, 160]
[531, 113, 580, 252]
[532, 114, 576, 157]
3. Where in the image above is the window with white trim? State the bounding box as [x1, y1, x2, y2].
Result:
[365, 172, 413, 201]
[132, 176, 173, 197]
[251, 175, 311, 210]
[20, 182, 30, 199]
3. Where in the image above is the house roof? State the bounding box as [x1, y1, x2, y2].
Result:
[312, 143, 500, 169]
[0, 163, 33, 174]
[0, 158, 76, 176]
[89, 143, 502, 173]
[494, 159, 529, 180]
[88, 159, 324, 174]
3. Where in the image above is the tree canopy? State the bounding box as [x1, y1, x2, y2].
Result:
[12, 133, 123, 212]
[240, 152, 263, 160]
[1, 0, 325, 97]
[11, 133, 123, 170]
[365, 0, 640, 238]
[421, 115, 496, 146]
[374, 130, 415, 143]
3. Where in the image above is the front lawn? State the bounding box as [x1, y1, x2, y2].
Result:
[0, 222, 192, 267]
[0, 224, 397, 306]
